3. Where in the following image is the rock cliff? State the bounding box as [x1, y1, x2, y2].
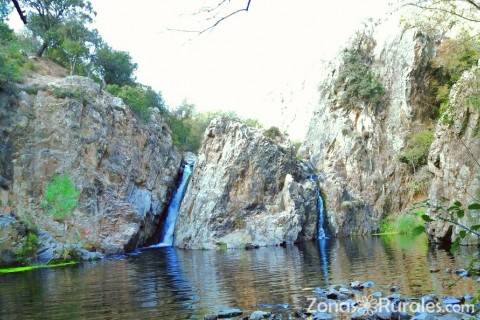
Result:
[427, 66, 480, 244]
[0, 62, 181, 265]
[302, 25, 438, 235]
[174, 118, 318, 249]
[302, 23, 480, 243]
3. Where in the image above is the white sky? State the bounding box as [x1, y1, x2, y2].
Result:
[9, 0, 392, 139]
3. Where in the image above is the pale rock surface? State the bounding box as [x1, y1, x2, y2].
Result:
[174, 118, 318, 249]
[302, 25, 437, 235]
[0, 70, 181, 265]
[427, 66, 480, 244]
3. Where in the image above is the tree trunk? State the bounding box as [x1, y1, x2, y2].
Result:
[36, 42, 48, 57]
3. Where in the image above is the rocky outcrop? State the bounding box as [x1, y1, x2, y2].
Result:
[427, 66, 480, 244]
[302, 25, 438, 235]
[174, 118, 318, 249]
[0, 66, 181, 265]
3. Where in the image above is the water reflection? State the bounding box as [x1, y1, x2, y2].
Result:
[0, 236, 478, 319]
[317, 238, 330, 283]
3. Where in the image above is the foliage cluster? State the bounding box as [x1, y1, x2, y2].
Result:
[430, 31, 480, 124]
[167, 102, 261, 152]
[263, 126, 282, 140]
[41, 175, 80, 221]
[15, 232, 39, 263]
[1, 0, 137, 86]
[106, 84, 165, 122]
[0, 23, 34, 91]
[379, 211, 425, 236]
[398, 130, 434, 171]
[334, 35, 385, 110]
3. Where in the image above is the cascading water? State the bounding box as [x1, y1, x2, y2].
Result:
[310, 175, 328, 239]
[155, 162, 194, 247]
[316, 188, 328, 240]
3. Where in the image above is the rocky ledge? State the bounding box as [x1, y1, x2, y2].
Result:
[174, 117, 319, 249]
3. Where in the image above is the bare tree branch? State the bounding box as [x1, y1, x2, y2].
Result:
[168, 0, 252, 35]
[404, 1, 480, 22]
[463, 0, 480, 11]
[10, 0, 27, 24]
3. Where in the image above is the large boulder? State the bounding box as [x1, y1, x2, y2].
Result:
[174, 118, 318, 249]
[0, 72, 181, 262]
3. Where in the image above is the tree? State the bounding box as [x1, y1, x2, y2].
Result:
[94, 45, 137, 86]
[46, 19, 101, 75]
[20, 0, 95, 57]
[0, 0, 12, 22]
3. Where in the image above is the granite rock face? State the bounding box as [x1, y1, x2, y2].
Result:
[427, 66, 480, 244]
[302, 26, 438, 235]
[0, 69, 182, 265]
[174, 118, 318, 249]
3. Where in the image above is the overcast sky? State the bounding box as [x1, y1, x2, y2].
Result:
[10, 0, 392, 139]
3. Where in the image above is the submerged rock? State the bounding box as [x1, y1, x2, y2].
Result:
[441, 297, 461, 305]
[454, 269, 469, 277]
[174, 117, 318, 249]
[312, 311, 333, 320]
[249, 310, 271, 320]
[217, 308, 243, 318]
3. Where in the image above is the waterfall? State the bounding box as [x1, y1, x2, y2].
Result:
[311, 175, 328, 239]
[156, 162, 193, 247]
[316, 189, 327, 239]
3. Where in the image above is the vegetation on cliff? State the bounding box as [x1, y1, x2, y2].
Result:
[334, 32, 385, 110]
[41, 175, 80, 221]
[398, 129, 434, 171]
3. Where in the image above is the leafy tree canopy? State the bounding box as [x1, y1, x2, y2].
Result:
[20, 0, 95, 57]
[94, 45, 137, 86]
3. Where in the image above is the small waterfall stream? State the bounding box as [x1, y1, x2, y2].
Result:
[311, 175, 328, 239]
[155, 162, 194, 247]
[316, 188, 328, 240]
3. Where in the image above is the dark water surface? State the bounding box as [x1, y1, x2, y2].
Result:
[0, 235, 478, 319]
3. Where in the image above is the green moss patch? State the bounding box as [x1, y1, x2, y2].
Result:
[0, 261, 78, 274]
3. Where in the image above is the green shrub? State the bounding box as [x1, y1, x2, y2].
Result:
[42, 174, 80, 221]
[263, 126, 282, 140]
[438, 101, 454, 125]
[379, 212, 424, 236]
[334, 42, 385, 109]
[106, 84, 165, 123]
[243, 118, 263, 129]
[409, 177, 429, 196]
[15, 232, 39, 263]
[399, 130, 434, 171]
[166, 103, 260, 152]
